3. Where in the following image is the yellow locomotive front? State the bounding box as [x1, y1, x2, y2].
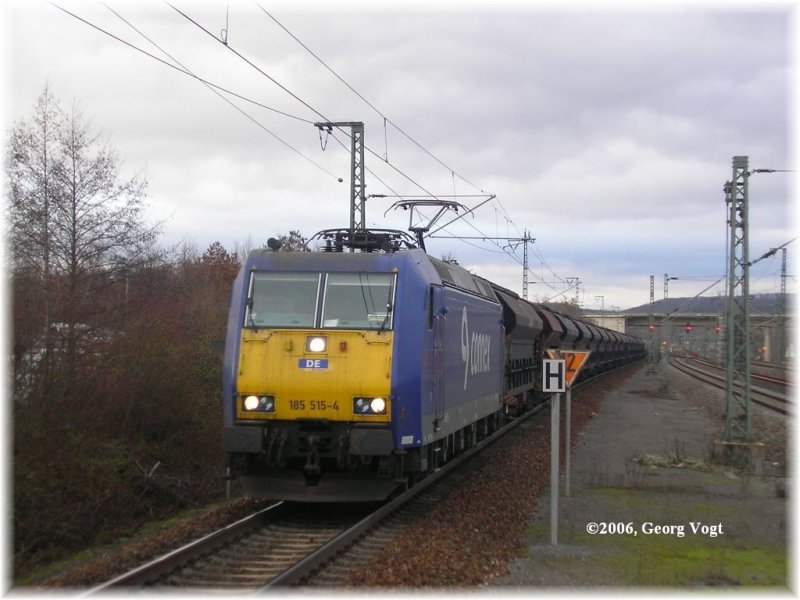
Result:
[226, 268, 399, 500]
[236, 327, 393, 424]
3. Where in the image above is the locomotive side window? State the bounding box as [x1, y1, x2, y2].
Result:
[322, 273, 395, 329]
[245, 272, 320, 328]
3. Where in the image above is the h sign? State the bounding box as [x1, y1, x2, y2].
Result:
[543, 359, 566, 393]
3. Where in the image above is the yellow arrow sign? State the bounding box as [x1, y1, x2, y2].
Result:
[545, 350, 592, 387]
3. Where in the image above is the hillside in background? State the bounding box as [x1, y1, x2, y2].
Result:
[602, 293, 794, 316]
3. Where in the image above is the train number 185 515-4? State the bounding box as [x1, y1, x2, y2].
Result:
[288, 400, 338, 411]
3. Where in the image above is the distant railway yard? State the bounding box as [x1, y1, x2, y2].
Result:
[27, 359, 788, 590]
[670, 355, 791, 416]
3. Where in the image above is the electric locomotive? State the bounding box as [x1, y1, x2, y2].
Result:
[222, 230, 506, 501]
[222, 229, 644, 502]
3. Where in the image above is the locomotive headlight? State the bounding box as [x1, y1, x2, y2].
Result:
[370, 397, 386, 413]
[353, 396, 387, 415]
[242, 395, 275, 412]
[306, 336, 327, 353]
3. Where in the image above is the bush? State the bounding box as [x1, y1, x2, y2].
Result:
[12, 242, 238, 580]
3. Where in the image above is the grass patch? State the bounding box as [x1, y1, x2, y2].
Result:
[16, 502, 227, 586]
[610, 536, 786, 587]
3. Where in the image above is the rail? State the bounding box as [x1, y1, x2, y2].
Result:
[669, 356, 790, 416]
[82, 502, 283, 593]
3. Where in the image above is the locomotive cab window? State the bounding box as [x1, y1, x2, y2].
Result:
[245, 272, 320, 328]
[322, 273, 395, 330]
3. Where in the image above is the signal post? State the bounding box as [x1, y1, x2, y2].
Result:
[543, 350, 592, 545]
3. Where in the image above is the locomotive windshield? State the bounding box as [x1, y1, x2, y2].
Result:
[322, 273, 395, 329]
[245, 272, 320, 328]
[244, 271, 395, 330]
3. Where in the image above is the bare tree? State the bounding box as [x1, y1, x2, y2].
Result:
[7, 88, 159, 400]
[7, 86, 61, 392]
[274, 230, 308, 252]
[52, 99, 154, 365]
[234, 235, 256, 262]
[7, 87, 58, 274]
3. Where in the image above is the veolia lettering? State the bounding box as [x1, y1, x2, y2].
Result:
[461, 306, 491, 390]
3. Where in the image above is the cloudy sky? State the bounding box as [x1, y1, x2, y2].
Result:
[2, 0, 796, 310]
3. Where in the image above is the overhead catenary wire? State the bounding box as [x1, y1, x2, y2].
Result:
[169, 3, 467, 206]
[745, 237, 797, 292]
[422, 195, 530, 263]
[326, 133, 510, 259]
[541, 280, 580, 304]
[167, 2, 332, 124]
[326, 130, 405, 200]
[663, 275, 727, 319]
[53, 3, 344, 183]
[64, 2, 449, 199]
[532, 241, 569, 287]
[325, 128, 460, 211]
[257, 4, 490, 196]
[747, 236, 797, 267]
[53, 4, 312, 125]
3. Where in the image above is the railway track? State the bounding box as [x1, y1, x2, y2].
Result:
[162, 504, 365, 590]
[84, 501, 369, 592]
[669, 356, 791, 416]
[85, 409, 546, 591]
[690, 356, 791, 389]
[83, 477, 467, 591]
[84, 367, 620, 592]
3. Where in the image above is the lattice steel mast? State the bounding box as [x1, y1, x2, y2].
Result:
[723, 155, 752, 441]
[647, 275, 658, 374]
[315, 121, 365, 251]
[776, 247, 787, 367]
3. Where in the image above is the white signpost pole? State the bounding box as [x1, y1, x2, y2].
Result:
[550, 390, 560, 545]
[565, 387, 572, 498]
